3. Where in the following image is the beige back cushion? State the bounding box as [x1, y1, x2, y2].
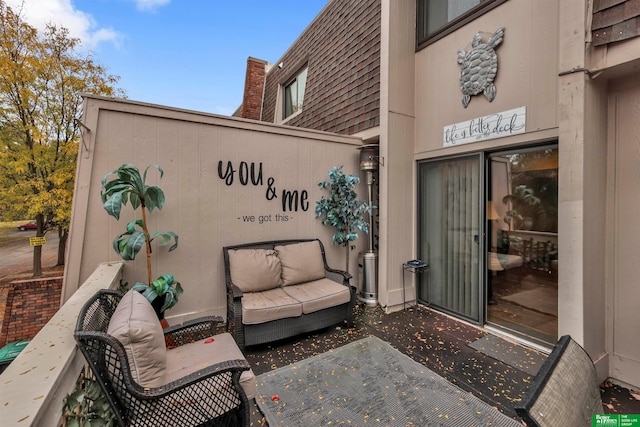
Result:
[228, 249, 282, 292]
[276, 241, 326, 286]
[107, 290, 167, 388]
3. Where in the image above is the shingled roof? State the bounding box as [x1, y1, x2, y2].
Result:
[592, 0, 640, 46]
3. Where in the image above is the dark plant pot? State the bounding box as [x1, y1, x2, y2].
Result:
[149, 294, 166, 320]
[497, 230, 510, 254]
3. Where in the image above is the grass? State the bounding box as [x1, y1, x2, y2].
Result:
[0, 220, 31, 244]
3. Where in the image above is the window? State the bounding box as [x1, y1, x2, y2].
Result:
[283, 67, 308, 119]
[416, 0, 507, 49]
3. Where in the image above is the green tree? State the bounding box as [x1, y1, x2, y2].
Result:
[0, 1, 123, 276]
[316, 165, 369, 274]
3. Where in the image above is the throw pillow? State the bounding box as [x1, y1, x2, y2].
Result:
[276, 240, 326, 286]
[107, 289, 167, 388]
[228, 248, 283, 292]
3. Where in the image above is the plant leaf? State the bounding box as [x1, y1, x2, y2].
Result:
[132, 283, 157, 302]
[145, 186, 165, 211]
[103, 191, 123, 220]
[125, 220, 143, 233]
[129, 191, 141, 210]
[149, 231, 178, 251]
[122, 231, 146, 260]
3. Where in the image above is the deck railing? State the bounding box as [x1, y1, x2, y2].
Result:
[0, 262, 123, 427]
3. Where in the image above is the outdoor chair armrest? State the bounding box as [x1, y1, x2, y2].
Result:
[163, 316, 222, 346]
[325, 268, 352, 285]
[228, 282, 244, 299]
[130, 359, 251, 399]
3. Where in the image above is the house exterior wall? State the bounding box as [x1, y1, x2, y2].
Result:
[377, 0, 416, 309]
[260, 0, 381, 135]
[63, 96, 364, 323]
[605, 76, 640, 389]
[408, 0, 640, 388]
[414, 0, 559, 155]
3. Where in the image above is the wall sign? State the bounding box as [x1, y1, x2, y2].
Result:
[217, 160, 310, 225]
[443, 106, 526, 147]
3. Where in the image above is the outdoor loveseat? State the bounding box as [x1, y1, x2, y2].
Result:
[223, 238, 356, 349]
[74, 289, 256, 427]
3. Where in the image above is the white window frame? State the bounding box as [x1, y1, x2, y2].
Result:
[278, 66, 307, 123]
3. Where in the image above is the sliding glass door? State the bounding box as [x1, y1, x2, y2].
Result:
[486, 147, 558, 346]
[417, 147, 558, 345]
[418, 155, 483, 323]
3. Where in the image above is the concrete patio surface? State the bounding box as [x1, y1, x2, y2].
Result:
[244, 304, 640, 426]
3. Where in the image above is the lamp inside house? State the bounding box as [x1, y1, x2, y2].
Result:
[358, 144, 379, 306]
[487, 201, 500, 221]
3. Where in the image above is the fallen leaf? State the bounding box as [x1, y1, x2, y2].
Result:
[630, 390, 640, 401]
[204, 338, 215, 344]
[271, 395, 279, 402]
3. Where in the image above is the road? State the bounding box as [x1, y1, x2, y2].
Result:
[0, 230, 60, 281]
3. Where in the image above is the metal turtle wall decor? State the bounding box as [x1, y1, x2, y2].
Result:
[457, 27, 505, 108]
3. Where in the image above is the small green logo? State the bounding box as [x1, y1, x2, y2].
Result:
[593, 415, 640, 427]
[594, 415, 619, 426]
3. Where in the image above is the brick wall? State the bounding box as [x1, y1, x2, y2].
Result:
[241, 57, 268, 120]
[260, 0, 381, 135]
[0, 277, 62, 348]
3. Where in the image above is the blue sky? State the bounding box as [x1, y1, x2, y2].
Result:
[6, 0, 328, 115]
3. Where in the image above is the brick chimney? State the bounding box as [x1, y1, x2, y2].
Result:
[241, 57, 268, 120]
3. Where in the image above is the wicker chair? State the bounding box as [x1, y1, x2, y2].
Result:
[74, 289, 251, 427]
[515, 335, 604, 427]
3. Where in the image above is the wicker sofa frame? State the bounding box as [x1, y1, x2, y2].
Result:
[74, 289, 251, 427]
[223, 238, 356, 349]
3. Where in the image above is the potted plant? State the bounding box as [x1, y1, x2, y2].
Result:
[502, 184, 540, 231]
[315, 165, 369, 274]
[101, 164, 182, 317]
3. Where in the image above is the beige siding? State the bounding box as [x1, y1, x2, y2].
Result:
[607, 77, 640, 388]
[414, 0, 559, 154]
[378, 0, 416, 309]
[64, 96, 365, 323]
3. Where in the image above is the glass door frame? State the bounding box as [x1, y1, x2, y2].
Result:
[416, 152, 486, 325]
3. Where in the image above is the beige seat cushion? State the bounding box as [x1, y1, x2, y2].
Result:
[275, 241, 326, 286]
[107, 290, 167, 388]
[164, 332, 256, 400]
[241, 287, 302, 324]
[283, 278, 351, 314]
[228, 249, 282, 292]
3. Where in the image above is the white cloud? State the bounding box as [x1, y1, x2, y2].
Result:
[132, 0, 170, 12]
[4, 0, 121, 50]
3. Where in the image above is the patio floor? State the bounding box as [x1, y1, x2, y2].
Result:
[244, 304, 640, 426]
